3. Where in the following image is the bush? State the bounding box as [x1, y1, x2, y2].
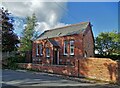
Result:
[3, 53, 26, 69]
[5, 56, 18, 70]
[16, 55, 25, 63]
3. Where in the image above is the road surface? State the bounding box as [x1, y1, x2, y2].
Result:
[1, 69, 120, 88]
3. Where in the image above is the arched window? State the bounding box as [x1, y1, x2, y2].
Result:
[84, 51, 87, 58]
[64, 41, 68, 55]
[36, 44, 39, 56]
[70, 40, 74, 55]
[46, 48, 50, 58]
[39, 44, 43, 56]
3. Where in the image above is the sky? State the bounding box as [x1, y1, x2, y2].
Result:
[61, 2, 118, 37]
[1, 1, 119, 37]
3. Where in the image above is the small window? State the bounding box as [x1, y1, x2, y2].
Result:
[39, 44, 43, 56]
[64, 41, 68, 55]
[36, 44, 39, 56]
[70, 40, 74, 55]
[46, 48, 50, 58]
[84, 51, 87, 57]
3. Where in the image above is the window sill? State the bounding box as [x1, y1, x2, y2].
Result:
[46, 56, 50, 59]
[70, 54, 74, 56]
[63, 54, 68, 56]
[70, 55, 74, 58]
[36, 54, 39, 57]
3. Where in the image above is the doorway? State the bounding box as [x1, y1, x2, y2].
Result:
[53, 48, 59, 65]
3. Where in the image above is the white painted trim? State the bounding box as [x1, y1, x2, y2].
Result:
[70, 40, 74, 55]
[64, 41, 68, 55]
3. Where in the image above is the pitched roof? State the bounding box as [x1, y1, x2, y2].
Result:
[36, 22, 90, 41]
[48, 39, 60, 48]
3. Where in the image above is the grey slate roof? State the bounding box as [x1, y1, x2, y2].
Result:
[36, 22, 90, 41]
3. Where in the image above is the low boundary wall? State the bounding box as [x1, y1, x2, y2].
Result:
[18, 58, 120, 83]
[18, 63, 79, 77]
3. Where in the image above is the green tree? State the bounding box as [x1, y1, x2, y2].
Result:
[20, 14, 37, 51]
[1, 8, 19, 52]
[95, 32, 120, 56]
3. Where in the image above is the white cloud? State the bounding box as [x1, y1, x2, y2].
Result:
[2, 1, 68, 36]
[3, 1, 66, 19]
[35, 22, 69, 34]
[35, 22, 50, 33]
[54, 22, 69, 29]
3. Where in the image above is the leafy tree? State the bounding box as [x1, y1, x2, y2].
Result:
[19, 13, 37, 51]
[95, 32, 120, 56]
[1, 8, 19, 52]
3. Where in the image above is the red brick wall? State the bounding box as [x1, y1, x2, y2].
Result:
[18, 60, 78, 77]
[32, 34, 85, 65]
[32, 39, 53, 65]
[83, 25, 94, 57]
[18, 58, 120, 83]
[79, 58, 119, 83]
[32, 31, 94, 65]
[118, 61, 120, 83]
[32, 23, 94, 65]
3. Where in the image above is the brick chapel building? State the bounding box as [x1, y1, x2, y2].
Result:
[32, 22, 94, 65]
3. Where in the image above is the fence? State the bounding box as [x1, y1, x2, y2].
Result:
[25, 51, 32, 63]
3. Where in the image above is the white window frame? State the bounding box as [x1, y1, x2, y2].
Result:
[70, 40, 74, 55]
[39, 44, 43, 56]
[36, 44, 39, 56]
[64, 41, 68, 55]
[46, 48, 50, 58]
